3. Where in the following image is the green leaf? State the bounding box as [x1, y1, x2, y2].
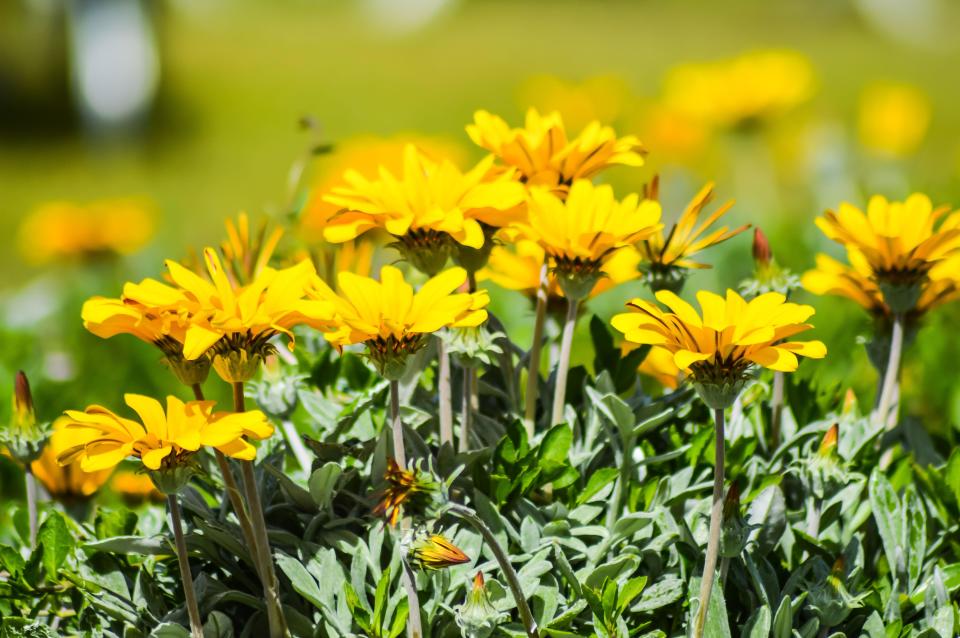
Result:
[308, 462, 343, 510]
[275, 552, 327, 612]
[633, 577, 684, 612]
[538, 425, 572, 468]
[149, 624, 191, 638]
[576, 468, 619, 505]
[202, 611, 234, 638]
[617, 576, 647, 612]
[869, 468, 903, 582]
[905, 488, 926, 594]
[373, 566, 391, 632]
[38, 512, 72, 581]
[772, 595, 792, 638]
[741, 606, 771, 638]
[83, 535, 169, 555]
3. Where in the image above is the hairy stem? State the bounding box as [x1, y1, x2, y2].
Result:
[25, 468, 38, 547]
[168, 495, 204, 638]
[524, 263, 550, 437]
[234, 383, 288, 638]
[694, 408, 726, 638]
[876, 314, 904, 433]
[391, 380, 423, 638]
[438, 338, 454, 447]
[448, 503, 540, 638]
[550, 298, 579, 426]
[770, 371, 784, 449]
[460, 368, 475, 453]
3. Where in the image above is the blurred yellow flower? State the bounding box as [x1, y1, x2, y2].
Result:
[515, 180, 661, 299]
[813, 193, 960, 310]
[663, 50, 815, 129]
[517, 75, 631, 132]
[631, 102, 710, 163]
[310, 265, 488, 377]
[111, 469, 165, 503]
[858, 82, 930, 158]
[637, 177, 746, 291]
[53, 394, 273, 472]
[18, 198, 153, 264]
[612, 289, 826, 398]
[637, 345, 682, 390]
[220, 212, 285, 286]
[467, 108, 645, 197]
[323, 144, 525, 246]
[30, 435, 112, 501]
[300, 135, 466, 241]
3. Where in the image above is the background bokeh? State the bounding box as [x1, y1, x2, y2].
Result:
[3, 0, 960, 446]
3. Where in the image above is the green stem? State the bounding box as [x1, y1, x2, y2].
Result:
[168, 495, 204, 638]
[524, 263, 550, 437]
[876, 314, 904, 432]
[25, 468, 38, 547]
[770, 371, 784, 449]
[694, 408, 726, 638]
[438, 337, 454, 447]
[448, 503, 540, 638]
[550, 297, 579, 426]
[391, 380, 423, 638]
[234, 383, 288, 638]
[280, 418, 312, 474]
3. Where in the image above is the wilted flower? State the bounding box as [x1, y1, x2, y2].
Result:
[373, 458, 441, 527]
[514, 180, 661, 300]
[612, 289, 826, 408]
[663, 50, 815, 129]
[322, 145, 526, 275]
[637, 176, 747, 293]
[53, 394, 273, 492]
[310, 265, 488, 379]
[467, 108, 645, 198]
[812, 194, 960, 312]
[18, 198, 153, 264]
[858, 82, 930, 158]
[456, 572, 503, 638]
[408, 531, 470, 570]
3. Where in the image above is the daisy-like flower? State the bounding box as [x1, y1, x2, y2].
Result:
[663, 50, 815, 130]
[322, 145, 526, 275]
[637, 345, 682, 391]
[30, 438, 112, 503]
[467, 108, 645, 197]
[310, 265, 488, 379]
[53, 394, 273, 493]
[637, 176, 747, 293]
[612, 289, 826, 408]
[111, 469, 165, 504]
[372, 458, 440, 527]
[858, 82, 930, 159]
[219, 212, 285, 286]
[515, 179, 662, 300]
[813, 193, 960, 312]
[408, 532, 471, 570]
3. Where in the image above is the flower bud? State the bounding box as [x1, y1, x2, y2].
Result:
[14, 371, 35, 429]
[818, 423, 839, 458]
[409, 532, 470, 570]
[720, 481, 751, 558]
[456, 572, 503, 638]
[3, 371, 49, 464]
[752, 228, 772, 268]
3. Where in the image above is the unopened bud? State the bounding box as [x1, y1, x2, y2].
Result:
[4, 371, 47, 463]
[456, 572, 503, 637]
[409, 532, 470, 570]
[819, 423, 839, 457]
[752, 228, 772, 267]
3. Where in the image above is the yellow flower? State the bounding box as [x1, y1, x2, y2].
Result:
[467, 108, 645, 197]
[18, 198, 154, 265]
[31, 434, 112, 501]
[300, 135, 467, 241]
[637, 345, 682, 390]
[409, 532, 471, 570]
[637, 177, 747, 292]
[111, 469, 165, 503]
[858, 82, 930, 158]
[373, 458, 439, 527]
[514, 180, 661, 299]
[663, 50, 815, 129]
[219, 212, 285, 286]
[612, 289, 826, 407]
[813, 194, 960, 311]
[322, 144, 526, 274]
[630, 101, 710, 163]
[516, 75, 631, 132]
[53, 394, 274, 473]
[310, 265, 488, 378]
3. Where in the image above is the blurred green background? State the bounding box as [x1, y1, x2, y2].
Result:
[3, 0, 960, 438]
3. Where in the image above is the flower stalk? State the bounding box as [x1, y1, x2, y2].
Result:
[390, 380, 424, 638]
[550, 298, 579, 426]
[875, 314, 904, 432]
[447, 502, 540, 638]
[694, 408, 726, 638]
[438, 338, 454, 447]
[167, 494, 204, 638]
[770, 371, 785, 449]
[233, 383, 288, 638]
[460, 369, 475, 453]
[524, 263, 550, 436]
[25, 467, 38, 547]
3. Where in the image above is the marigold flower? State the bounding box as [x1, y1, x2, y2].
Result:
[409, 532, 470, 570]
[18, 198, 153, 264]
[858, 82, 930, 158]
[663, 50, 815, 129]
[30, 436, 112, 502]
[514, 180, 661, 299]
[812, 193, 960, 312]
[612, 289, 826, 407]
[310, 265, 488, 378]
[467, 108, 645, 197]
[322, 145, 525, 275]
[637, 176, 747, 292]
[373, 458, 440, 527]
[53, 394, 274, 475]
